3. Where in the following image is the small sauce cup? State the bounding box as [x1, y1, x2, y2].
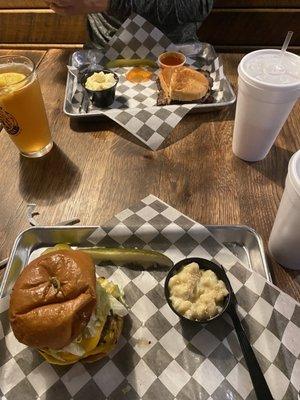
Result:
[81, 69, 119, 108]
[158, 51, 186, 69]
[164, 257, 231, 324]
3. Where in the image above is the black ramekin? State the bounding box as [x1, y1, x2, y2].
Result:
[81, 69, 119, 108]
[164, 257, 231, 324]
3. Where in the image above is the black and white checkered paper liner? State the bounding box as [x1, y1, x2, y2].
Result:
[0, 195, 299, 400]
[66, 13, 225, 150]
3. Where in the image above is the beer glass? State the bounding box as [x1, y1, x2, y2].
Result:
[0, 56, 53, 158]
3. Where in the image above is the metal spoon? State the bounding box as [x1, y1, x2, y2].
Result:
[165, 257, 273, 400]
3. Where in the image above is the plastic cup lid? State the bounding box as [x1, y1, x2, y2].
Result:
[238, 49, 300, 92]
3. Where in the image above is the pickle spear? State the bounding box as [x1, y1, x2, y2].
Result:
[80, 247, 173, 269]
[106, 58, 157, 69]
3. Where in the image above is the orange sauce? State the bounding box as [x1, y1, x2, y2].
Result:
[160, 54, 184, 66]
[126, 67, 153, 83]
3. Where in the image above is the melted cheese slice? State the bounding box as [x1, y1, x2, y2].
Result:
[80, 320, 105, 353]
[39, 351, 78, 366]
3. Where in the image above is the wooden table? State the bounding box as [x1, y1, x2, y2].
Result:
[0, 49, 299, 301]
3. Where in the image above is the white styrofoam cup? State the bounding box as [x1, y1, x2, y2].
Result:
[268, 150, 300, 269]
[233, 50, 300, 162]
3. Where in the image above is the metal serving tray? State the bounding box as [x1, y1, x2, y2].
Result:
[0, 225, 270, 298]
[63, 43, 236, 118]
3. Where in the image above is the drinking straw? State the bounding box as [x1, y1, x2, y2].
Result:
[276, 31, 293, 72]
[281, 31, 293, 54]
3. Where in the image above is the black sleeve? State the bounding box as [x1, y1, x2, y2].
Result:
[109, 0, 213, 27]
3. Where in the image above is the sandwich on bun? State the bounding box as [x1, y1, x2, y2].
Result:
[9, 248, 127, 365]
[157, 66, 213, 106]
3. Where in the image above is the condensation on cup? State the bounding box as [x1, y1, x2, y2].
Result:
[233, 49, 300, 162]
[268, 150, 300, 270]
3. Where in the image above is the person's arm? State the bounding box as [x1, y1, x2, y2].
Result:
[109, 0, 213, 27]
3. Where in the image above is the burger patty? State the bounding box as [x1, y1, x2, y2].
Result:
[40, 314, 123, 365]
[83, 315, 123, 363]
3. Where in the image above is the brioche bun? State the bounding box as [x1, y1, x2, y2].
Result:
[9, 250, 96, 350]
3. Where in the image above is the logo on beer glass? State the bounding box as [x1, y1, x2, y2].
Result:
[0, 106, 21, 135]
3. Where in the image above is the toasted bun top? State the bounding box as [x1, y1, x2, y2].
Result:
[171, 67, 210, 101]
[158, 66, 210, 102]
[9, 250, 96, 350]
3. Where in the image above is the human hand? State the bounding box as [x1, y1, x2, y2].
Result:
[44, 0, 109, 15]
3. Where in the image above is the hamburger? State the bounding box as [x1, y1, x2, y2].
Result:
[9, 248, 127, 365]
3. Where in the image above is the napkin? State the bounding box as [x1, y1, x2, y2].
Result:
[66, 13, 225, 150]
[0, 195, 299, 400]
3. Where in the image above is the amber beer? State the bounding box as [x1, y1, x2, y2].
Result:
[0, 56, 52, 157]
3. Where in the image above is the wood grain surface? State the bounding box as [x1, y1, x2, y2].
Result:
[0, 49, 299, 301]
[0, 0, 48, 7]
[214, 0, 300, 7]
[215, 46, 300, 54]
[2, 0, 299, 8]
[198, 9, 300, 47]
[0, 10, 86, 44]
[1, 8, 299, 47]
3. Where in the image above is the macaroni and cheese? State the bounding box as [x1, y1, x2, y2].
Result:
[168, 262, 229, 321]
[85, 71, 116, 91]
